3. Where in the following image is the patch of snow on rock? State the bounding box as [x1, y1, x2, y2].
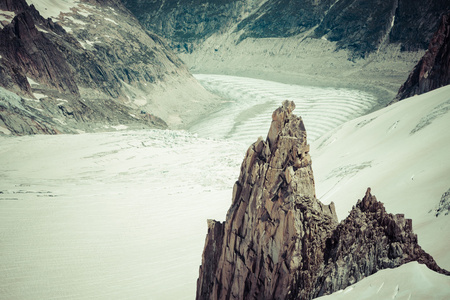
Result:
[27, 0, 79, 19]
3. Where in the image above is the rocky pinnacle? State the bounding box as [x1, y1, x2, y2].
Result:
[196, 101, 449, 300]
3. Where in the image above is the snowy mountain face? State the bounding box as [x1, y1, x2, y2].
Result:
[0, 0, 218, 134]
[122, 0, 450, 103]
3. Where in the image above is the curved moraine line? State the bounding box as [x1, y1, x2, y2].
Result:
[191, 74, 376, 144]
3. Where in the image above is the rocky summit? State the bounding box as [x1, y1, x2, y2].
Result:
[196, 101, 449, 300]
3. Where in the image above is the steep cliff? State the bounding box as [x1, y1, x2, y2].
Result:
[196, 101, 449, 299]
[121, 0, 249, 53]
[0, 0, 217, 135]
[395, 12, 450, 101]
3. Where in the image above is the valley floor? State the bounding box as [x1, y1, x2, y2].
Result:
[179, 36, 425, 108]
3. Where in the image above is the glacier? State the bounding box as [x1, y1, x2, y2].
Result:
[0, 76, 449, 299]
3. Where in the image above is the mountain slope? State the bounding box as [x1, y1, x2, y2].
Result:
[0, 0, 217, 135]
[122, 0, 450, 102]
[125, 0, 449, 56]
[313, 85, 450, 270]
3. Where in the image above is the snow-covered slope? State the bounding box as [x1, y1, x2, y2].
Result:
[313, 85, 450, 272]
[317, 262, 450, 300]
[0, 80, 448, 299]
[26, 0, 76, 19]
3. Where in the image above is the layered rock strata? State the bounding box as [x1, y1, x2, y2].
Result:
[196, 101, 449, 300]
[395, 12, 450, 101]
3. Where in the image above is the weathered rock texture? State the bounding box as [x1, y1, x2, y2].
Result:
[0, 0, 215, 134]
[316, 188, 450, 296]
[395, 12, 450, 101]
[123, 0, 450, 57]
[196, 101, 449, 300]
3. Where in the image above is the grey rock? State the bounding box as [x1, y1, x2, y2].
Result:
[0, 0, 212, 134]
[395, 12, 450, 101]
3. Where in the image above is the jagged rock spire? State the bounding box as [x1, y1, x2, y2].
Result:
[196, 102, 448, 300]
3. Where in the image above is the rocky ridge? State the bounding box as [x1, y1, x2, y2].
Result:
[0, 0, 217, 135]
[395, 12, 450, 101]
[196, 101, 449, 299]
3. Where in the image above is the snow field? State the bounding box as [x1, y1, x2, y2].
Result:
[1, 76, 449, 299]
[27, 0, 79, 19]
[312, 85, 450, 270]
[0, 130, 242, 299]
[317, 262, 450, 299]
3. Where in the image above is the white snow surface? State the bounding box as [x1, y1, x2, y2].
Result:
[0, 130, 241, 299]
[317, 262, 450, 300]
[27, 0, 78, 19]
[1, 76, 449, 299]
[312, 85, 450, 270]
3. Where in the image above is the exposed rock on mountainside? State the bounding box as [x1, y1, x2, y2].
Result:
[122, 0, 450, 102]
[124, 0, 450, 57]
[0, 0, 216, 135]
[196, 101, 449, 299]
[121, 0, 248, 53]
[395, 12, 450, 101]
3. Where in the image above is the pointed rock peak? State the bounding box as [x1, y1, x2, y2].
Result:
[196, 102, 449, 300]
[267, 100, 306, 150]
[358, 186, 383, 212]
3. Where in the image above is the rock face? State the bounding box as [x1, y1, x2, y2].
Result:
[316, 189, 450, 296]
[0, 3, 79, 97]
[0, 0, 216, 135]
[395, 12, 450, 101]
[123, 0, 450, 58]
[121, 0, 247, 53]
[196, 101, 449, 300]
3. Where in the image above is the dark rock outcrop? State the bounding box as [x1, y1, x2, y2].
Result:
[395, 12, 450, 101]
[196, 101, 449, 300]
[0, 7, 79, 97]
[0, 0, 215, 134]
[121, 0, 247, 53]
[316, 188, 449, 297]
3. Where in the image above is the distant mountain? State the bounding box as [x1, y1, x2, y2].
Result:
[0, 0, 216, 135]
[395, 12, 450, 101]
[123, 0, 449, 57]
[122, 0, 450, 102]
